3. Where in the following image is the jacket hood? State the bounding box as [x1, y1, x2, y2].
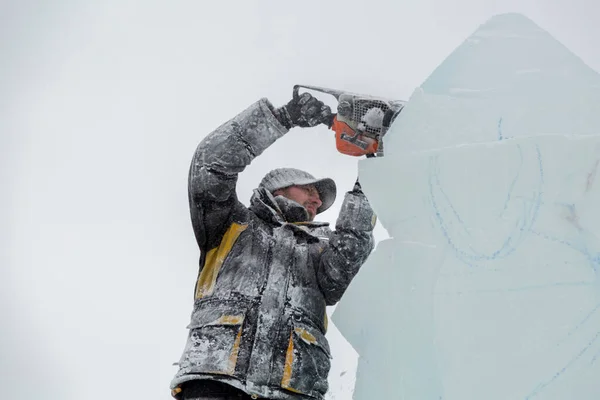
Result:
[249, 188, 330, 238]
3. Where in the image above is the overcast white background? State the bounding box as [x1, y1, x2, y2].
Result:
[2, 1, 598, 399]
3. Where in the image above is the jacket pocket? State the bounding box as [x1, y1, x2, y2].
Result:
[280, 321, 332, 397]
[179, 300, 247, 376]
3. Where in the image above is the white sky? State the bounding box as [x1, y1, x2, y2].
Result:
[2, 1, 598, 399]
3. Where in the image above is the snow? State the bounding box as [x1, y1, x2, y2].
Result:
[332, 13, 600, 400]
[360, 107, 385, 130]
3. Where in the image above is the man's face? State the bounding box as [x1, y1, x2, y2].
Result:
[274, 184, 322, 221]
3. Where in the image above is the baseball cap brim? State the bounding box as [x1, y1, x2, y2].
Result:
[314, 178, 336, 214]
[290, 177, 336, 214]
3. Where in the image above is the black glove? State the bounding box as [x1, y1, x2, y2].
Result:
[275, 91, 333, 129]
[351, 178, 363, 194]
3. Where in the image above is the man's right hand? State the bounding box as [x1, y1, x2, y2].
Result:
[277, 91, 334, 129]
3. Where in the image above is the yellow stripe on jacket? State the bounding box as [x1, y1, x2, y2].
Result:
[195, 223, 248, 299]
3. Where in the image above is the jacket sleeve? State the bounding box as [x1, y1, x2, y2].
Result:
[188, 98, 288, 251]
[316, 188, 376, 305]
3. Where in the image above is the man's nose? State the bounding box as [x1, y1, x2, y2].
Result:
[311, 194, 322, 208]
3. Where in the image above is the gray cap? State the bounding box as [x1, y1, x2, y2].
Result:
[259, 168, 337, 214]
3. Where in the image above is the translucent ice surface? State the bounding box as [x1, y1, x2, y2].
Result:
[333, 13, 600, 400]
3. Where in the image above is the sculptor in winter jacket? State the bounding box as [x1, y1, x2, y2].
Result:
[170, 97, 376, 400]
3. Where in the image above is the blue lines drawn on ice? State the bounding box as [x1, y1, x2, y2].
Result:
[555, 301, 600, 346]
[527, 199, 600, 277]
[531, 228, 600, 274]
[500, 145, 524, 217]
[525, 329, 600, 399]
[428, 141, 600, 398]
[593, 347, 600, 365]
[428, 144, 544, 264]
[497, 117, 514, 141]
[523, 224, 600, 398]
[498, 117, 503, 141]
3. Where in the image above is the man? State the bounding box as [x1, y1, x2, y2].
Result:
[171, 91, 376, 400]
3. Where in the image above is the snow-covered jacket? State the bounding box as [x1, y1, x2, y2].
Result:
[171, 99, 376, 400]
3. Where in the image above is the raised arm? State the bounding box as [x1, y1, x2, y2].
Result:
[188, 99, 288, 251]
[317, 181, 376, 305]
[188, 93, 333, 252]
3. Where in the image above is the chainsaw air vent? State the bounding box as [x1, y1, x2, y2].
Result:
[353, 99, 390, 135]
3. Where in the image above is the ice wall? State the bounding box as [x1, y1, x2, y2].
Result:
[333, 13, 600, 400]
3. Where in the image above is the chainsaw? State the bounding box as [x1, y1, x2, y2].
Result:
[294, 84, 406, 157]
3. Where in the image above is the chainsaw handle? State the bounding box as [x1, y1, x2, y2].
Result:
[292, 85, 336, 129]
[293, 84, 344, 101]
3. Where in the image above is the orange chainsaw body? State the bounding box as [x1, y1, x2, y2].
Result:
[331, 116, 379, 157]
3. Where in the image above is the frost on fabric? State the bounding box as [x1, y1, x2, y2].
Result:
[173, 98, 376, 400]
[332, 12, 600, 400]
[360, 107, 385, 130]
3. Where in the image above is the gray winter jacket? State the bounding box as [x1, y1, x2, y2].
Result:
[171, 99, 376, 400]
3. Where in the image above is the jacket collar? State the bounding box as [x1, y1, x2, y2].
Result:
[249, 188, 330, 234]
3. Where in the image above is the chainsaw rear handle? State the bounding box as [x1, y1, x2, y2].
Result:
[293, 84, 363, 123]
[293, 84, 344, 100]
[292, 84, 302, 100]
